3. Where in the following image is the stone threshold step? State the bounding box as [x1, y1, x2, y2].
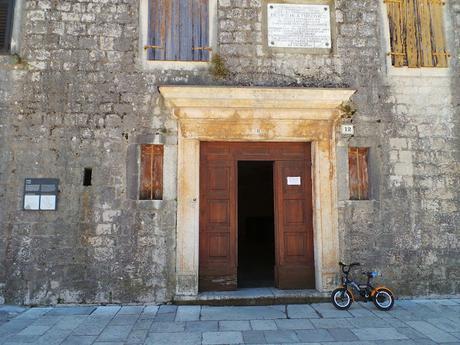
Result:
[174, 288, 329, 306]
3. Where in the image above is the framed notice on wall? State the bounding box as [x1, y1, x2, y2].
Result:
[23, 178, 59, 211]
[266, 3, 332, 49]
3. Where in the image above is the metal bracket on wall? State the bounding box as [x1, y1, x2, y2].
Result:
[192, 47, 213, 51]
[144, 45, 164, 50]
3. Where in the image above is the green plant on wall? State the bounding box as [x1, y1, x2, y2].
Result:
[339, 101, 357, 120]
[10, 54, 29, 69]
[210, 53, 229, 79]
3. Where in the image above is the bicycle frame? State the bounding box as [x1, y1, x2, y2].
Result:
[339, 263, 375, 302]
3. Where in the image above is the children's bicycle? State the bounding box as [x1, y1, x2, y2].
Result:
[331, 262, 395, 311]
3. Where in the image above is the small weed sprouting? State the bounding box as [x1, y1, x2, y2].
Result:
[339, 101, 357, 119]
[210, 53, 229, 79]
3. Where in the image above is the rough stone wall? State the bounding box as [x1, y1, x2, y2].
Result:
[0, 0, 190, 304]
[338, 2, 460, 296]
[0, 0, 458, 304]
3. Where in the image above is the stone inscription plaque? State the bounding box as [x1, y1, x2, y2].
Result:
[267, 3, 331, 49]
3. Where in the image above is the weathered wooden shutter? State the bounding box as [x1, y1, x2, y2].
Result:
[386, 0, 448, 67]
[427, 0, 448, 67]
[140, 144, 164, 200]
[348, 147, 369, 201]
[386, 0, 406, 67]
[405, 0, 420, 67]
[147, 0, 209, 61]
[0, 0, 14, 52]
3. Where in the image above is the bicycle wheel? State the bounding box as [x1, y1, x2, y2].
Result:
[372, 288, 394, 311]
[331, 288, 353, 310]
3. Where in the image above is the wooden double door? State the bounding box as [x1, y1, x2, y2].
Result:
[199, 142, 315, 291]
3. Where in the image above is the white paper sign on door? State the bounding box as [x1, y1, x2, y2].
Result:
[287, 176, 301, 185]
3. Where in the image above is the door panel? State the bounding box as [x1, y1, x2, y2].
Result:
[199, 143, 237, 291]
[274, 156, 315, 289]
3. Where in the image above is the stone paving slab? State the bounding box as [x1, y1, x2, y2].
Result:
[350, 327, 409, 341]
[202, 331, 244, 344]
[145, 331, 202, 345]
[311, 303, 353, 319]
[406, 321, 459, 343]
[14, 307, 52, 319]
[219, 320, 251, 331]
[201, 306, 286, 320]
[0, 300, 459, 344]
[47, 307, 96, 316]
[251, 319, 278, 330]
[186, 321, 219, 332]
[274, 319, 314, 330]
[91, 305, 121, 316]
[176, 306, 201, 321]
[287, 304, 319, 319]
[61, 335, 97, 345]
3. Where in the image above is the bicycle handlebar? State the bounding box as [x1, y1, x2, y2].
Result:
[338, 262, 361, 274]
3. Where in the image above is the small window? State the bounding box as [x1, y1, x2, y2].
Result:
[348, 147, 369, 200]
[83, 168, 92, 186]
[0, 0, 15, 53]
[385, 0, 449, 68]
[140, 144, 163, 200]
[146, 0, 210, 61]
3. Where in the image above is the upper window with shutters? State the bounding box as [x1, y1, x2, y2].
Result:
[144, 0, 211, 62]
[0, 0, 15, 53]
[384, 0, 449, 68]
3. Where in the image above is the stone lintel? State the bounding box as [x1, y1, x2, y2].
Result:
[160, 86, 356, 118]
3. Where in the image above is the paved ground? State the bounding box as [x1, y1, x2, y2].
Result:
[0, 299, 459, 345]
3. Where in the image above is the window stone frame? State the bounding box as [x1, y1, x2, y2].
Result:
[138, 0, 218, 71]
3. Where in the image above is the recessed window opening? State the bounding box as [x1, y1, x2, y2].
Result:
[140, 144, 164, 200]
[238, 161, 275, 288]
[83, 168, 92, 186]
[146, 0, 210, 61]
[348, 147, 369, 200]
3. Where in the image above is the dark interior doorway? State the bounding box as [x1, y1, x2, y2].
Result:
[237, 161, 275, 288]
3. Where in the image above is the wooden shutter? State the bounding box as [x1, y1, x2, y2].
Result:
[405, 0, 420, 67]
[427, 0, 448, 67]
[386, 0, 448, 68]
[0, 0, 14, 53]
[386, 0, 406, 67]
[147, 0, 209, 61]
[348, 148, 369, 200]
[140, 144, 163, 200]
[417, 0, 434, 66]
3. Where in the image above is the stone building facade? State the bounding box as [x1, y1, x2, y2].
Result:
[0, 0, 458, 304]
